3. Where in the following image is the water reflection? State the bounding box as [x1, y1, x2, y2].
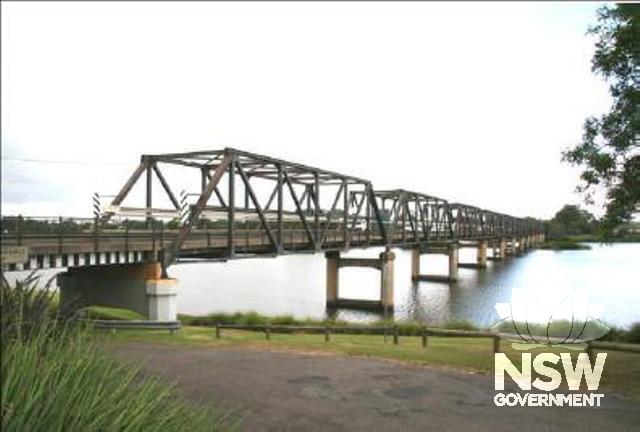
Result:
[4, 243, 639, 329]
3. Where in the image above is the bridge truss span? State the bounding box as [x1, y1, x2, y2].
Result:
[0, 148, 544, 273]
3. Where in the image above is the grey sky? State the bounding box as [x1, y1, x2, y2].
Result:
[1, 2, 610, 218]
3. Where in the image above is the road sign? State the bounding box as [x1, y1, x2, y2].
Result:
[1, 246, 29, 265]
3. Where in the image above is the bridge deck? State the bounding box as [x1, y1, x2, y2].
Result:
[0, 226, 512, 271]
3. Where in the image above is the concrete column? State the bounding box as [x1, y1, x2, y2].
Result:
[380, 250, 395, 311]
[448, 245, 459, 281]
[325, 251, 340, 305]
[499, 239, 506, 259]
[477, 240, 487, 268]
[512, 238, 519, 255]
[147, 279, 178, 321]
[411, 247, 421, 280]
[58, 262, 178, 321]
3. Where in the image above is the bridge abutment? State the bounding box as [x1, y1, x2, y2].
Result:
[58, 262, 178, 321]
[325, 250, 395, 313]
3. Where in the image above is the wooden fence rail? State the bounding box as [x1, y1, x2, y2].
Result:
[215, 323, 501, 352]
[92, 319, 181, 334]
[213, 323, 640, 356]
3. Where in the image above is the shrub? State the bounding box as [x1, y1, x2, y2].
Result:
[1, 275, 233, 431]
[442, 319, 478, 331]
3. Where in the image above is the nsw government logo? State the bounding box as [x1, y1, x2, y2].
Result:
[491, 288, 609, 407]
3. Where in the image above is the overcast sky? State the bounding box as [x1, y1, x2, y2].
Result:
[1, 1, 611, 219]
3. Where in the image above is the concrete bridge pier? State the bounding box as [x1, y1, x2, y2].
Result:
[476, 240, 487, 267]
[448, 245, 459, 279]
[57, 262, 178, 321]
[326, 250, 395, 313]
[490, 239, 507, 260]
[411, 243, 458, 282]
[510, 238, 519, 256]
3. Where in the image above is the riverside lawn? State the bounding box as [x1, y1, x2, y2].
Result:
[107, 326, 640, 401]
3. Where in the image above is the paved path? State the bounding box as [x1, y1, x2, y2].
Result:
[112, 343, 639, 432]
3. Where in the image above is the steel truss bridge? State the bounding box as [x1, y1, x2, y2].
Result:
[0, 148, 543, 274]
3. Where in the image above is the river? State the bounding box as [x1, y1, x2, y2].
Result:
[6, 243, 639, 329]
[170, 242, 640, 329]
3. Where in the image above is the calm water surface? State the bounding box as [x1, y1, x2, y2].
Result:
[8, 243, 639, 329]
[169, 243, 640, 329]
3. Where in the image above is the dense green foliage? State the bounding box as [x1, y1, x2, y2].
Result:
[546, 204, 597, 238]
[603, 322, 640, 344]
[544, 204, 640, 242]
[1, 275, 233, 431]
[538, 239, 592, 250]
[179, 311, 478, 333]
[563, 4, 639, 234]
[181, 311, 347, 327]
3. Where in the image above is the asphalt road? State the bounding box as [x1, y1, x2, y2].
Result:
[112, 343, 640, 432]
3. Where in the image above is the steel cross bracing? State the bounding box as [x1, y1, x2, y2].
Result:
[0, 148, 545, 273]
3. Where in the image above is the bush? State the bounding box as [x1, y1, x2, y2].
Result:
[620, 323, 640, 344]
[182, 311, 353, 328]
[1, 275, 233, 431]
[1, 273, 59, 341]
[442, 319, 478, 331]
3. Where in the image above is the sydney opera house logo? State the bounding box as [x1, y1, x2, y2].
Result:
[490, 288, 610, 349]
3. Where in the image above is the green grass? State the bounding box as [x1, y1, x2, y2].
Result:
[1, 276, 235, 431]
[80, 305, 146, 321]
[110, 326, 640, 401]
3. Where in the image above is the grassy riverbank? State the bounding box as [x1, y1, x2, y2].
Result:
[539, 238, 592, 250]
[540, 233, 640, 250]
[179, 311, 477, 331]
[178, 311, 640, 343]
[109, 326, 640, 400]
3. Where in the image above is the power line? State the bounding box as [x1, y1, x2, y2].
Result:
[1, 156, 129, 166]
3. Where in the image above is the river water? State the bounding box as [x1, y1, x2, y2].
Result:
[6, 243, 639, 329]
[169, 243, 640, 329]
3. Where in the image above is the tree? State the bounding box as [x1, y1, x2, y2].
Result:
[562, 4, 639, 235]
[546, 205, 597, 238]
